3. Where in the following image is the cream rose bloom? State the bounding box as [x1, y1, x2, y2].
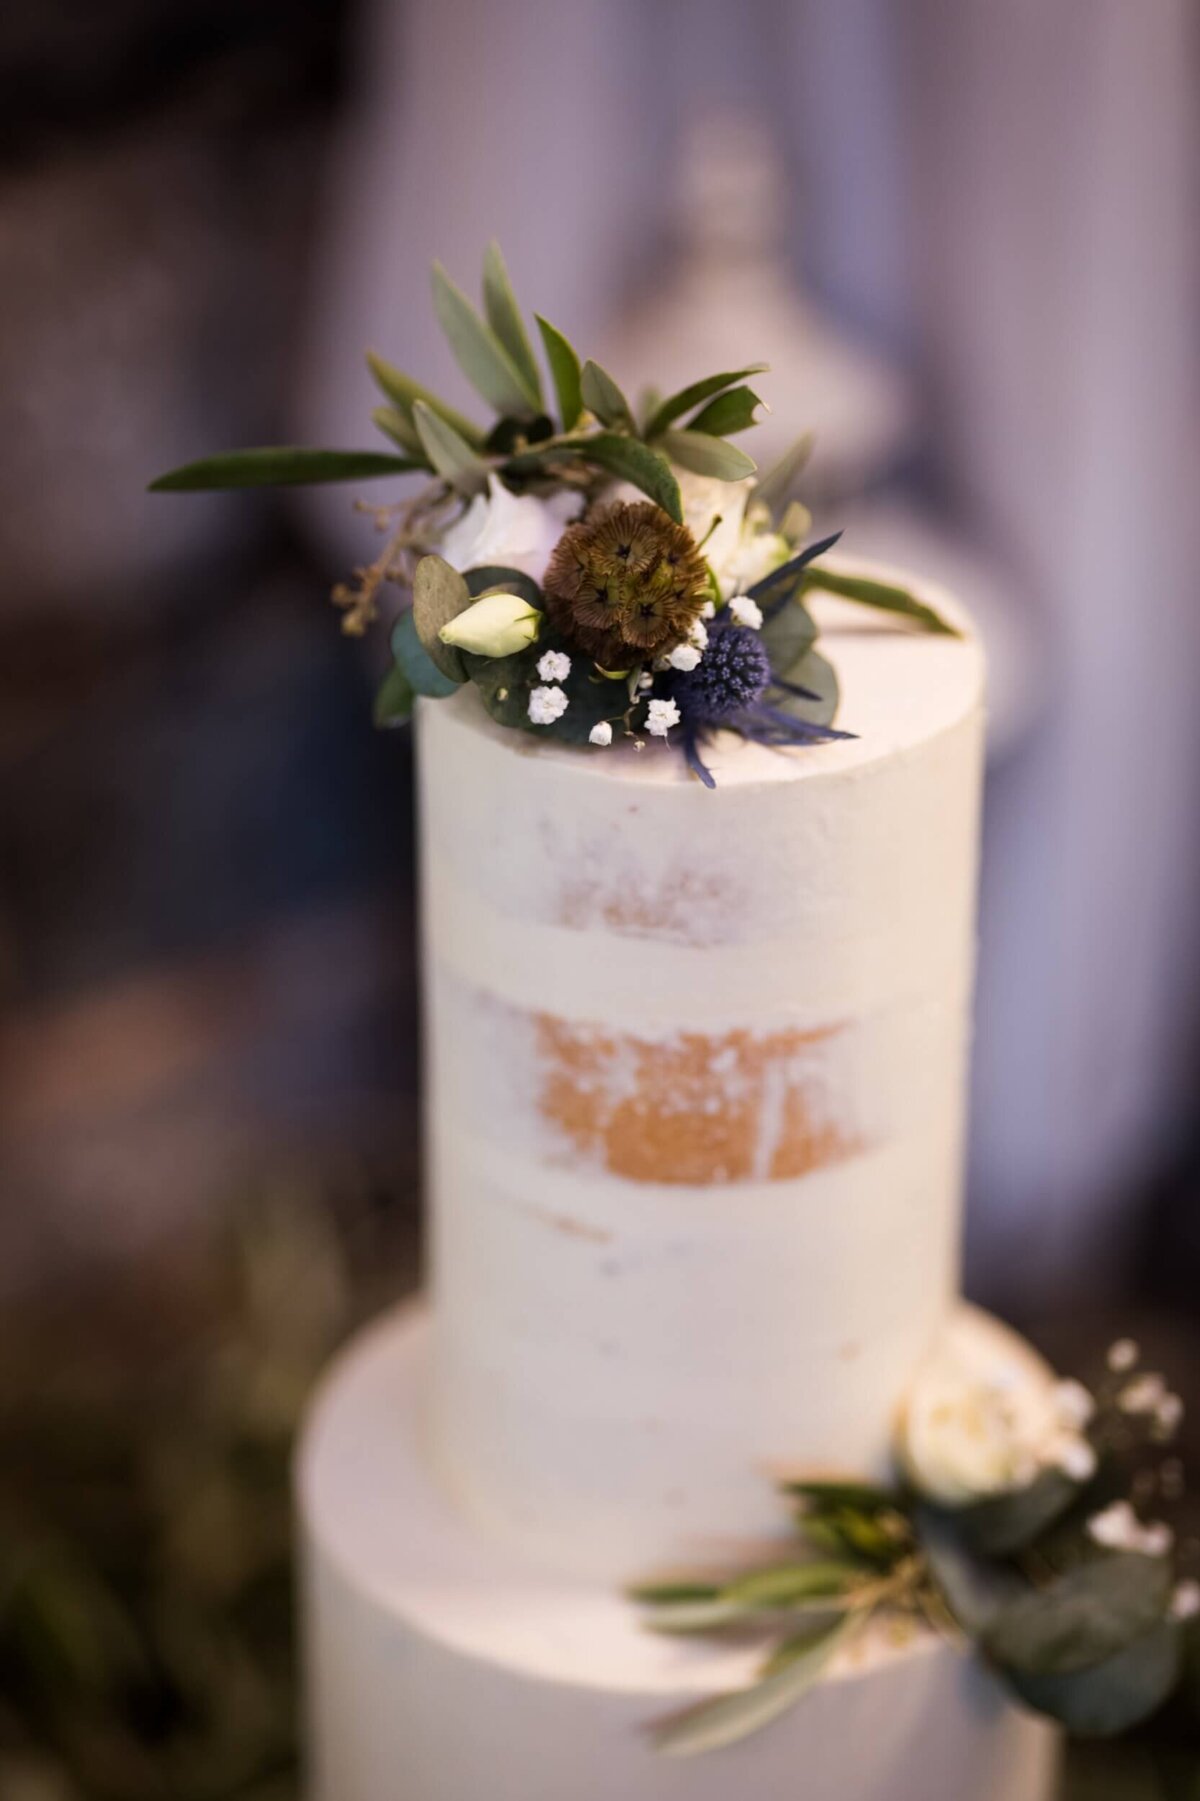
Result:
[897, 1305, 1096, 1506]
[438, 477, 582, 585]
[676, 471, 790, 599]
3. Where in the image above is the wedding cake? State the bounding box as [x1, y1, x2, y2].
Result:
[154, 245, 1192, 1800]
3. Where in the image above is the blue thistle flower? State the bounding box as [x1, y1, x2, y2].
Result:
[668, 622, 855, 789]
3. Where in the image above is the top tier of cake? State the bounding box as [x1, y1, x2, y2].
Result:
[417, 576, 985, 1579]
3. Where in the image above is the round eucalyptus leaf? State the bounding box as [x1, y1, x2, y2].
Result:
[939, 1467, 1080, 1558]
[982, 1553, 1174, 1677]
[464, 566, 544, 606]
[759, 595, 818, 675]
[771, 649, 839, 727]
[1005, 1620, 1182, 1737]
[392, 609, 461, 698]
[412, 555, 472, 682]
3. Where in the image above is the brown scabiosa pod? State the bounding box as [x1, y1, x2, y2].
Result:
[542, 501, 709, 668]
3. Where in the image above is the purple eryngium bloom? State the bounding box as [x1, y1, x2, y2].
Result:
[668, 623, 854, 789]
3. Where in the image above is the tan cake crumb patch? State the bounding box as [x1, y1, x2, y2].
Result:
[533, 1016, 858, 1184]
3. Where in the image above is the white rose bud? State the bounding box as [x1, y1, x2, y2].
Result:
[440, 591, 542, 659]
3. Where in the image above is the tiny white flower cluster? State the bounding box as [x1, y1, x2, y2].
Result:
[537, 649, 571, 682]
[728, 594, 764, 630]
[1170, 1578, 1200, 1622]
[589, 721, 612, 747]
[1107, 1338, 1140, 1372]
[646, 698, 681, 738]
[1087, 1499, 1174, 1558]
[528, 685, 569, 726]
[1116, 1371, 1185, 1438]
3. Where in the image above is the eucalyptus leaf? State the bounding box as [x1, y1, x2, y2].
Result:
[801, 566, 961, 637]
[652, 1614, 851, 1757]
[411, 555, 473, 682]
[431, 262, 541, 418]
[759, 594, 818, 675]
[917, 1508, 1026, 1636]
[643, 366, 769, 441]
[391, 609, 461, 698]
[481, 241, 543, 406]
[1005, 1621, 1182, 1737]
[658, 430, 757, 481]
[686, 384, 763, 437]
[148, 447, 420, 492]
[534, 316, 583, 432]
[463, 565, 544, 606]
[771, 648, 840, 727]
[411, 402, 489, 495]
[546, 658, 631, 745]
[365, 351, 484, 446]
[505, 434, 682, 522]
[983, 1553, 1173, 1678]
[371, 405, 426, 458]
[463, 649, 535, 729]
[372, 661, 414, 728]
[753, 431, 815, 521]
[941, 1468, 1081, 1558]
[580, 359, 635, 431]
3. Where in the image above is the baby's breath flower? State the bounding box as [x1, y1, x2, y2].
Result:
[645, 697, 681, 738]
[688, 618, 709, 649]
[1108, 1338, 1140, 1372]
[1119, 1374, 1168, 1415]
[699, 599, 717, 620]
[728, 595, 764, 630]
[1154, 1393, 1184, 1439]
[588, 720, 613, 747]
[1170, 1579, 1200, 1622]
[528, 685, 569, 726]
[1048, 1436, 1097, 1482]
[537, 649, 572, 682]
[667, 641, 703, 672]
[1053, 1379, 1096, 1431]
[1087, 1499, 1174, 1557]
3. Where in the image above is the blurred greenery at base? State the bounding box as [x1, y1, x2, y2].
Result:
[1, 1187, 1196, 1801]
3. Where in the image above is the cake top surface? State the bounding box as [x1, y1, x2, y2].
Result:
[431, 571, 984, 791]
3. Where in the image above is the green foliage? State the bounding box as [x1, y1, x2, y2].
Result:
[759, 594, 818, 679]
[1007, 1622, 1183, 1738]
[365, 351, 484, 447]
[802, 566, 961, 636]
[411, 402, 489, 495]
[686, 384, 762, 436]
[772, 648, 840, 727]
[481, 241, 543, 407]
[534, 315, 583, 432]
[643, 365, 769, 441]
[506, 435, 683, 522]
[939, 1467, 1082, 1557]
[651, 1616, 852, 1757]
[579, 359, 635, 431]
[372, 660, 415, 727]
[657, 430, 757, 480]
[461, 648, 536, 729]
[752, 431, 815, 520]
[370, 404, 426, 458]
[983, 1555, 1174, 1679]
[391, 608, 461, 698]
[431, 261, 541, 419]
[148, 448, 421, 491]
[411, 556, 472, 681]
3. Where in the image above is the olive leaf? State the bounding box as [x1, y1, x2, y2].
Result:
[686, 385, 763, 437]
[657, 430, 757, 481]
[391, 608, 461, 698]
[148, 447, 421, 491]
[1005, 1620, 1182, 1738]
[365, 351, 484, 447]
[371, 405, 426, 459]
[481, 241, 543, 408]
[411, 402, 489, 495]
[431, 262, 541, 418]
[580, 359, 635, 431]
[373, 661, 415, 728]
[722, 1562, 861, 1608]
[801, 566, 961, 637]
[535, 315, 583, 432]
[643, 366, 769, 441]
[504, 434, 682, 523]
[753, 431, 815, 520]
[982, 1553, 1174, 1678]
[411, 556, 473, 682]
[651, 1613, 852, 1757]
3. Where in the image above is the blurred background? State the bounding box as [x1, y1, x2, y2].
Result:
[1, 2, 1197, 1796]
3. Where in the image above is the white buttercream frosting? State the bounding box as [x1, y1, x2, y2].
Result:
[417, 571, 987, 1577]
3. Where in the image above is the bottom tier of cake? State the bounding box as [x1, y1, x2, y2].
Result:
[298, 1308, 1061, 1801]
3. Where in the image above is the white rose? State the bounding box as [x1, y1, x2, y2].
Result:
[897, 1305, 1096, 1507]
[439, 590, 542, 658]
[439, 476, 581, 585]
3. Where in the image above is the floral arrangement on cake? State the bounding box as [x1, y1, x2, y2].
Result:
[150, 244, 957, 786]
[631, 1317, 1196, 1756]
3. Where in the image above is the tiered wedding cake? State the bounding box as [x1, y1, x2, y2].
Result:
[160, 247, 1187, 1796]
[297, 588, 1059, 1799]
